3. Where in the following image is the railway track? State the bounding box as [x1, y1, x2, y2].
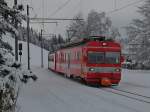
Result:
[112, 87, 150, 99]
[100, 87, 150, 104]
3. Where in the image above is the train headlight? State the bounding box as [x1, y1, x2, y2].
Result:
[102, 42, 107, 46]
[115, 68, 121, 72]
[89, 68, 95, 71]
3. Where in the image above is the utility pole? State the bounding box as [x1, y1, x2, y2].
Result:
[27, 5, 30, 70]
[40, 0, 44, 68]
[14, 0, 18, 61]
[14, 0, 17, 5]
[40, 29, 44, 68]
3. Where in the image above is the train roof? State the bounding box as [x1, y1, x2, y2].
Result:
[49, 36, 120, 53]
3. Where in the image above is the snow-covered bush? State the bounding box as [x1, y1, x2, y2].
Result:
[0, 1, 37, 112]
[0, 38, 37, 112]
[0, 45, 17, 112]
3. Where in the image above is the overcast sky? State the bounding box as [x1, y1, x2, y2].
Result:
[6, 0, 144, 38]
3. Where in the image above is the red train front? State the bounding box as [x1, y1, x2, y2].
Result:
[48, 37, 123, 86]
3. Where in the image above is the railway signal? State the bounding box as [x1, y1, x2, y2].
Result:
[18, 43, 22, 63]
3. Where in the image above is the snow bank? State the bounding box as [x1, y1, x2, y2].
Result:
[2, 33, 49, 69]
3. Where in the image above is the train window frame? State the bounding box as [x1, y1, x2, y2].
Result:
[49, 55, 54, 62]
[105, 52, 120, 64]
[77, 51, 80, 61]
[64, 53, 66, 62]
[60, 52, 63, 62]
[87, 51, 121, 64]
[88, 52, 105, 64]
[75, 52, 77, 61]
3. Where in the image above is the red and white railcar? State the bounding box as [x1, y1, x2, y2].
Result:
[48, 36, 123, 86]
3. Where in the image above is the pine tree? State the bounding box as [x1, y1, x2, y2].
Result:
[67, 13, 86, 39]
[57, 34, 64, 44]
[67, 10, 120, 41]
[126, 0, 150, 69]
[0, 1, 37, 112]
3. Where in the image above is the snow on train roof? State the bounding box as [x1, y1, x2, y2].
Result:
[49, 36, 119, 53]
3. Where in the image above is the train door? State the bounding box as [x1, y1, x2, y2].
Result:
[48, 53, 50, 69]
[68, 53, 70, 69]
[54, 53, 57, 70]
[55, 53, 57, 71]
[66, 53, 71, 77]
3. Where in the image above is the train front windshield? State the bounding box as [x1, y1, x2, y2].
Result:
[88, 52, 120, 64]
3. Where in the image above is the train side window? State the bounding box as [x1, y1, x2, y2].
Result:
[60, 53, 62, 62]
[74, 52, 76, 60]
[64, 54, 65, 62]
[77, 52, 80, 61]
[49, 55, 54, 62]
[62, 53, 64, 62]
[48, 55, 50, 61]
[70, 53, 72, 60]
[61, 53, 63, 62]
[52, 56, 54, 61]
[57, 53, 60, 61]
[75, 52, 77, 61]
[65, 54, 66, 62]
[63, 53, 64, 62]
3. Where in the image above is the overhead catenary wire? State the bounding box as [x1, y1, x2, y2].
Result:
[107, 0, 144, 14]
[30, 17, 83, 21]
[64, 0, 83, 19]
[49, 0, 72, 17]
[30, 21, 58, 24]
[49, 0, 82, 36]
[27, 0, 144, 35]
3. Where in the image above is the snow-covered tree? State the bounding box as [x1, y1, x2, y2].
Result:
[67, 13, 86, 40]
[0, 1, 37, 112]
[57, 34, 65, 44]
[110, 27, 121, 40]
[126, 0, 150, 68]
[87, 11, 111, 36]
[67, 10, 120, 41]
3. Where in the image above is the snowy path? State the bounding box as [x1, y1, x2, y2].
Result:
[18, 67, 150, 112]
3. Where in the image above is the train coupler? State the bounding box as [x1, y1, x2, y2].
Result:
[101, 78, 112, 87]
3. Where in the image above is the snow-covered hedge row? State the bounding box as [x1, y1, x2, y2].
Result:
[0, 37, 37, 112]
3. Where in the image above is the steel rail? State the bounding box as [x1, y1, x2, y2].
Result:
[100, 88, 150, 104]
[111, 88, 150, 99]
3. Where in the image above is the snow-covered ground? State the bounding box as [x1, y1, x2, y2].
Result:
[17, 67, 150, 112]
[2, 33, 48, 69]
[119, 69, 150, 97]
[4, 35, 150, 112]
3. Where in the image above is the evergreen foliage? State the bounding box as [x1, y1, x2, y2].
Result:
[66, 11, 120, 41]
[0, 1, 37, 112]
[126, 0, 150, 69]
